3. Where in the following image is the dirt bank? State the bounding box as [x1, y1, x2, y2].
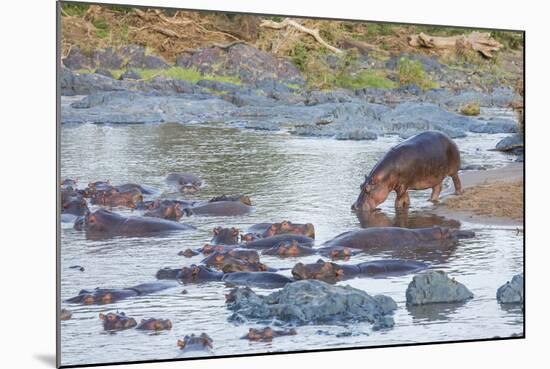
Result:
[436, 163, 524, 226]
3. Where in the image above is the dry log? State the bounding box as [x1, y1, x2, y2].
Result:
[260, 18, 342, 54]
[408, 32, 503, 58]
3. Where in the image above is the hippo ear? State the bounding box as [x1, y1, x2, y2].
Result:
[231, 228, 239, 236]
[213, 227, 220, 235]
[177, 339, 185, 348]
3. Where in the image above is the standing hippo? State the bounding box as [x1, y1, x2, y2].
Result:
[74, 209, 195, 238]
[352, 131, 463, 211]
[166, 173, 203, 193]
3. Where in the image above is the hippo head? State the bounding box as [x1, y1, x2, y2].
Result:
[137, 318, 173, 331]
[212, 227, 240, 245]
[99, 311, 137, 331]
[159, 202, 184, 220]
[351, 173, 391, 212]
[79, 209, 123, 233]
[176, 265, 217, 283]
[61, 196, 89, 216]
[61, 178, 77, 190]
[247, 327, 274, 341]
[177, 333, 213, 351]
[275, 240, 301, 256]
[263, 221, 315, 238]
[291, 260, 343, 284]
[241, 232, 261, 243]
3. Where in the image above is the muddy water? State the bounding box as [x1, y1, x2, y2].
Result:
[60, 121, 523, 366]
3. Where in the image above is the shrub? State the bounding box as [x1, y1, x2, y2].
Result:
[398, 57, 437, 90]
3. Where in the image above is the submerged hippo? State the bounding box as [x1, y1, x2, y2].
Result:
[262, 221, 315, 239]
[136, 318, 173, 331]
[156, 264, 223, 282]
[292, 259, 428, 283]
[211, 227, 240, 245]
[316, 246, 360, 260]
[322, 226, 462, 252]
[61, 189, 89, 217]
[177, 333, 213, 352]
[144, 200, 187, 221]
[352, 131, 463, 211]
[209, 194, 252, 206]
[222, 272, 293, 289]
[242, 327, 297, 341]
[185, 201, 254, 217]
[202, 249, 260, 267]
[74, 209, 195, 238]
[99, 311, 137, 331]
[167, 173, 203, 193]
[90, 187, 143, 208]
[65, 282, 174, 305]
[243, 234, 314, 249]
[262, 240, 316, 257]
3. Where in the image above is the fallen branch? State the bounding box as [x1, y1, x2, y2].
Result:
[408, 32, 503, 58]
[260, 18, 342, 54]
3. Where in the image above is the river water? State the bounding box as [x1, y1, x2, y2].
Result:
[59, 119, 523, 367]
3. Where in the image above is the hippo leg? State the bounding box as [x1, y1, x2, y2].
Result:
[429, 182, 442, 202]
[395, 188, 410, 209]
[451, 173, 463, 195]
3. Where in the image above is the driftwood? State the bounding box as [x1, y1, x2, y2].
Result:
[408, 32, 503, 58]
[260, 18, 342, 54]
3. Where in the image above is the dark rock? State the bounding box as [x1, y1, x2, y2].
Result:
[119, 70, 142, 80]
[495, 134, 524, 152]
[94, 68, 114, 79]
[385, 54, 445, 73]
[469, 119, 518, 134]
[226, 280, 396, 329]
[63, 47, 93, 70]
[497, 274, 524, 304]
[406, 270, 473, 305]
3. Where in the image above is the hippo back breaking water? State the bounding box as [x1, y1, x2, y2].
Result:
[352, 131, 462, 211]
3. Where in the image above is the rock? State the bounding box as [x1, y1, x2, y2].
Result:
[119, 70, 141, 80]
[469, 119, 518, 134]
[64, 45, 169, 71]
[406, 270, 473, 305]
[460, 102, 481, 116]
[461, 164, 488, 171]
[60, 308, 72, 320]
[197, 79, 241, 93]
[226, 280, 396, 329]
[495, 134, 524, 152]
[385, 54, 445, 73]
[176, 43, 305, 86]
[94, 68, 114, 79]
[496, 274, 524, 304]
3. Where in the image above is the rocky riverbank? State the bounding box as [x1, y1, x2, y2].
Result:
[60, 43, 523, 158]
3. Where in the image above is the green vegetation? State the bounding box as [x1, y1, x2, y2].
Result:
[60, 3, 89, 17]
[398, 57, 437, 90]
[75, 66, 242, 85]
[92, 19, 110, 39]
[336, 70, 396, 90]
[460, 102, 481, 116]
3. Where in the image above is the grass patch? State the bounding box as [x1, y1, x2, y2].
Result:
[92, 19, 110, 39]
[61, 3, 89, 17]
[398, 57, 437, 90]
[337, 70, 396, 90]
[74, 66, 241, 85]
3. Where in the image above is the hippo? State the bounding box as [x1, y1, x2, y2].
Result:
[177, 333, 213, 352]
[352, 131, 463, 211]
[262, 221, 315, 239]
[65, 282, 175, 305]
[202, 249, 260, 266]
[262, 240, 316, 257]
[322, 226, 461, 252]
[61, 178, 78, 190]
[61, 192, 89, 216]
[178, 248, 199, 258]
[243, 234, 314, 249]
[242, 327, 297, 341]
[316, 246, 360, 260]
[197, 244, 240, 255]
[90, 187, 143, 208]
[241, 232, 262, 242]
[136, 318, 173, 331]
[114, 183, 157, 195]
[221, 259, 272, 273]
[166, 173, 203, 193]
[99, 311, 137, 331]
[185, 201, 254, 217]
[222, 272, 293, 289]
[144, 200, 187, 221]
[157, 265, 224, 283]
[74, 209, 195, 238]
[209, 194, 252, 206]
[292, 259, 429, 283]
[211, 227, 240, 245]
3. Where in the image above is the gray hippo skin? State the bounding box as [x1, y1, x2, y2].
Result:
[166, 173, 203, 193]
[74, 209, 195, 238]
[185, 201, 254, 216]
[352, 131, 462, 211]
[65, 282, 175, 305]
[292, 259, 428, 283]
[243, 234, 314, 249]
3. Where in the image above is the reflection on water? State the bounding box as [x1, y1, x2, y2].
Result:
[60, 122, 523, 366]
[355, 208, 462, 229]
